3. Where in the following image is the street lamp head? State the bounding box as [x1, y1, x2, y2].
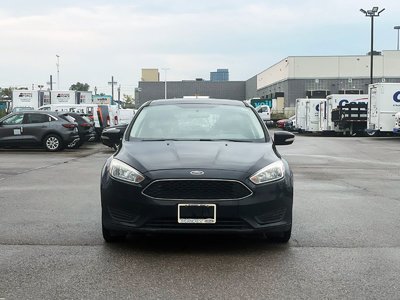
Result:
[395, 26, 400, 30]
[372, 7, 378, 12]
[360, 8, 367, 14]
[378, 8, 385, 15]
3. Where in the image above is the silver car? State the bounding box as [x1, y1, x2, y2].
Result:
[0, 111, 80, 151]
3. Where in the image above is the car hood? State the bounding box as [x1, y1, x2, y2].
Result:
[116, 141, 279, 174]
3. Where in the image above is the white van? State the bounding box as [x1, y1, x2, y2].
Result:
[118, 108, 136, 125]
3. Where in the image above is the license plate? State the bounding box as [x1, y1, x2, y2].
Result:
[178, 204, 216, 224]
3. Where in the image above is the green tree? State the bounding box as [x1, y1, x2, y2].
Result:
[69, 82, 90, 91]
[123, 94, 135, 108]
[0, 87, 13, 100]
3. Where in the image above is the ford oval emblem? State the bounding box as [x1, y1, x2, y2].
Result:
[190, 170, 204, 176]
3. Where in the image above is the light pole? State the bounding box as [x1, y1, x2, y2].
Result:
[360, 7, 385, 84]
[161, 68, 170, 99]
[56, 55, 60, 90]
[394, 26, 400, 50]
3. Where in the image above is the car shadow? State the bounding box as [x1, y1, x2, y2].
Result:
[103, 234, 291, 255]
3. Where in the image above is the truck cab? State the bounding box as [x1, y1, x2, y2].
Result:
[255, 105, 271, 122]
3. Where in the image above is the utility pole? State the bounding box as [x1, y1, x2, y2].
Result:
[108, 76, 117, 104]
[56, 55, 60, 90]
[118, 85, 121, 102]
[394, 26, 400, 50]
[161, 68, 170, 100]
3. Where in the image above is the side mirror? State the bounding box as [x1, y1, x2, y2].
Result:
[274, 131, 295, 145]
[106, 128, 121, 135]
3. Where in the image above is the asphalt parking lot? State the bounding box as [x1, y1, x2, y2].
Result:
[1, 134, 400, 299]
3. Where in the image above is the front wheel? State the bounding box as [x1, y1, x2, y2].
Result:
[268, 226, 292, 243]
[366, 130, 380, 137]
[112, 143, 120, 151]
[44, 134, 63, 152]
[102, 225, 126, 243]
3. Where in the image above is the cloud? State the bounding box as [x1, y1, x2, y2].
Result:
[0, 0, 399, 92]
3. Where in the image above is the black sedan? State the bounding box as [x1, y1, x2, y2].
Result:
[100, 123, 128, 150]
[101, 99, 294, 243]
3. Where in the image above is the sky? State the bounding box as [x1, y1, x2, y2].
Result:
[0, 0, 399, 96]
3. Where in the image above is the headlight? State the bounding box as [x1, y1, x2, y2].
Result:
[109, 159, 144, 184]
[249, 161, 284, 184]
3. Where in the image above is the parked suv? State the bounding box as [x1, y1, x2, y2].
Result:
[0, 111, 80, 151]
[59, 112, 96, 148]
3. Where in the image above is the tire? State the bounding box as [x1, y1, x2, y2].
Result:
[102, 225, 126, 243]
[268, 226, 292, 243]
[366, 130, 380, 137]
[44, 134, 63, 152]
[72, 140, 83, 149]
[112, 143, 119, 151]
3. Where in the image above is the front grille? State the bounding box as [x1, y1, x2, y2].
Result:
[142, 180, 252, 200]
[144, 218, 251, 230]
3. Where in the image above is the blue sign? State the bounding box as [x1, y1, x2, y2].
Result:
[249, 98, 272, 108]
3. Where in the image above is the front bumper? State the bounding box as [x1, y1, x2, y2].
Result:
[101, 169, 293, 235]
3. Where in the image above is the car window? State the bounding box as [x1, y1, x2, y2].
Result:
[59, 114, 76, 123]
[25, 113, 50, 124]
[2, 114, 24, 125]
[129, 104, 267, 142]
[81, 116, 91, 123]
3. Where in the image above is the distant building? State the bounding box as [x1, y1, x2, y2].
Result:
[141, 69, 159, 81]
[135, 80, 245, 107]
[210, 69, 229, 82]
[135, 51, 400, 112]
[250, 50, 400, 108]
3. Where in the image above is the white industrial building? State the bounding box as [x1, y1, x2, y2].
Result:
[246, 50, 400, 111]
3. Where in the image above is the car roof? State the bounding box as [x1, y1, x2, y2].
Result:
[12, 110, 58, 116]
[148, 98, 247, 107]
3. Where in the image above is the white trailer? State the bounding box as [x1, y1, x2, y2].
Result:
[367, 83, 400, 136]
[321, 94, 368, 133]
[12, 90, 40, 110]
[77, 91, 93, 104]
[51, 91, 77, 105]
[295, 98, 325, 132]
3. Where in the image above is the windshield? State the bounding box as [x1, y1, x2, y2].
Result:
[129, 104, 267, 142]
[12, 107, 34, 112]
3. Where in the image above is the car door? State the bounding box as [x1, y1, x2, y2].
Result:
[22, 113, 52, 144]
[0, 113, 25, 145]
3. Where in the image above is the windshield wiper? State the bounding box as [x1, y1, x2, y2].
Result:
[199, 139, 254, 142]
[140, 139, 181, 141]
